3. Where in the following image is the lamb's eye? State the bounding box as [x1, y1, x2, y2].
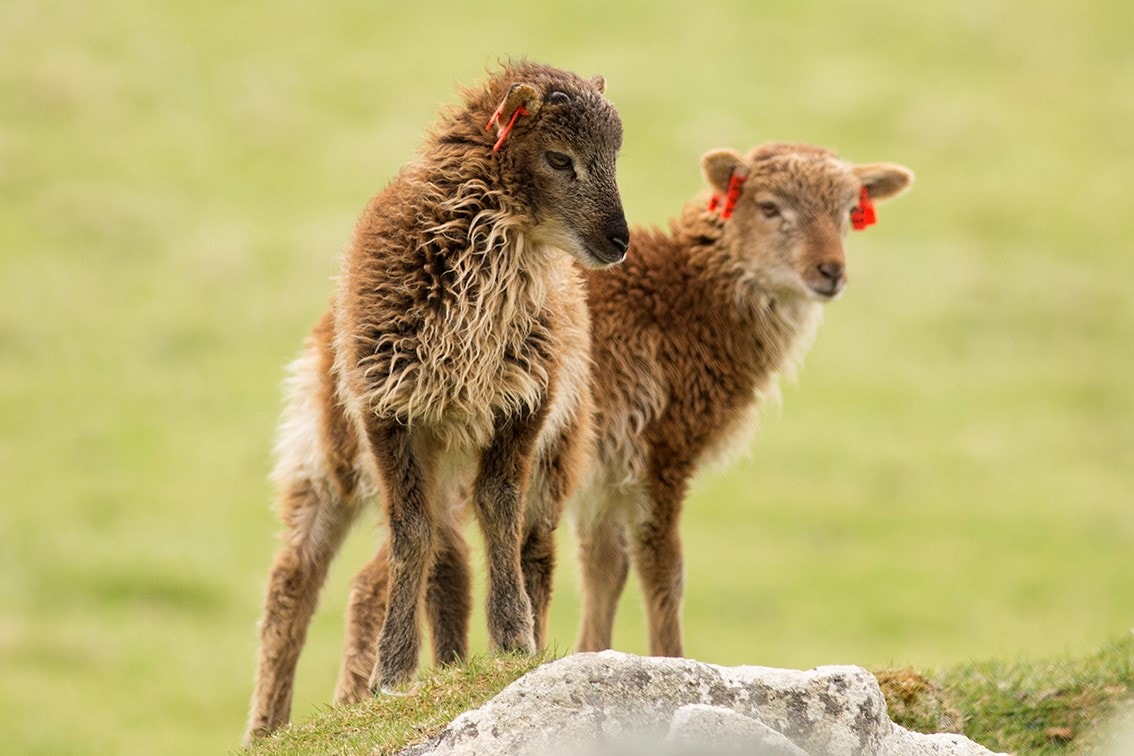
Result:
[545, 151, 573, 171]
[758, 201, 781, 219]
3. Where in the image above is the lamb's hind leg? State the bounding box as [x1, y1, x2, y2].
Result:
[427, 522, 472, 665]
[333, 541, 389, 705]
[245, 479, 355, 744]
[475, 407, 546, 655]
[334, 524, 470, 704]
[519, 520, 556, 651]
[522, 414, 588, 649]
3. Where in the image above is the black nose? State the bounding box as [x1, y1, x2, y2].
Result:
[817, 261, 844, 282]
[605, 217, 630, 255]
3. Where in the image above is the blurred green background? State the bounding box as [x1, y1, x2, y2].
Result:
[2, 1, 1131, 753]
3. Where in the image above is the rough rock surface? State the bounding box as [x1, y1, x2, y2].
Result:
[666, 704, 809, 755]
[399, 651, 1002, 755]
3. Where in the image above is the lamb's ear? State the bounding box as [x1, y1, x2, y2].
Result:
[701, 148, 747, 194]
[855, 163, 915, 201]
[491, 82, 542, 124]
[503, 82, 542, 118]
[487, 83, 542, 149]
[589, 75, 606, 94]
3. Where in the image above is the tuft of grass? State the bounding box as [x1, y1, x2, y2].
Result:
[880, 634, 1134, 754]
[933, 635, 1133, 754]
[876, 667, 965, 735]
[246, 652, 548, 756]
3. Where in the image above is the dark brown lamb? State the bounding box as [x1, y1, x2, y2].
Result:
[245, 61, 628, 743]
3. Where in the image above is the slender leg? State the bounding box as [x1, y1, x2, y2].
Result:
[333, 543, 389, 705]
[519, 524, 556, 650]
[426, 523, 472, 665]
[574, 504, 630, 652]
[474, 408, 545, 654]
[245, 479, 354, 744]
[335, 524, 470, 704]
[631, 470, 688, 658]
[522, 414, 587, 649]
[367, 420, 437, 692]
[246, 311, 364, 742]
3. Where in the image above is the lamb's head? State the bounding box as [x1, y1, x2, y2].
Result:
[702, 142, 913, 301]
[480, 62, 629, 268]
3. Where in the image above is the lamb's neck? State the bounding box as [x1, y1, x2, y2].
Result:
[674, 204, 823, 381]
[403, 150, 538, 264]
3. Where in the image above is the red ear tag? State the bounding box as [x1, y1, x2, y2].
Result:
[851, 186, 876, 230]
[486, 105, 529, 153]
[485, 103, 505, 132]
[720, 170, 747, 219]
[707, 195, 721, 212]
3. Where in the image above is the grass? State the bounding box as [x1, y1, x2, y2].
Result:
[251, 637, 1134, 755]
[1, 0, 1132, 753]
[883, 635, 1134, 754]
[247, 653, 549, 756]
[931, 637, 1134, 754]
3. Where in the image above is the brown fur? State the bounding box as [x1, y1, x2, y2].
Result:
[244, 61, 627, 743]
[334, 143, 914, 678]
[572, 142, 914, 657]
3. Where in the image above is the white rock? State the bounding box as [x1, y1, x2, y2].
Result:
[666, 703, 808, 755]
[398, 651, 1003, 756]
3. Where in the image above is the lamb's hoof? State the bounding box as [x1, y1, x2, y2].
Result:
[367, 681, 418, 698]
[243, 724, 274, 747]
[497, 634, 537, 657]
[368, 669, 418, 698]
[380, 684, 416, 697]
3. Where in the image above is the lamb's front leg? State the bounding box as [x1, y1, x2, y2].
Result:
[632, 466, 690, 658]
[574, 504, 630, 653]
[474, 407, 546, 654]
[366, 420, 437, 692]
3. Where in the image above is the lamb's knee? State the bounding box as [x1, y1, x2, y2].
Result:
[521, 527, 556, 582]
[387, 509, 434, 573]
[268, 548, 311, 600]
[258, 547, 327, 638]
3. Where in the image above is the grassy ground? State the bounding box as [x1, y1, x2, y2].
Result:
[881, 635, 1134, 754]
[250, 637, 1134, 755]
[247, 653, 549, 756]
[926, 636, 1134, 753]
[2, 1, 1132, 754]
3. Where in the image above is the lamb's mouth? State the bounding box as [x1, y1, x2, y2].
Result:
[807, 279, 845, 300]
[584, 244, 627, 267]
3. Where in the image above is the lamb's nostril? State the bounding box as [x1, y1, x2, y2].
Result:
[609, 234, 629, 254]
[817, 261, 843, 281]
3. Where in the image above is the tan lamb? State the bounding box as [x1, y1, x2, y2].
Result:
[244, 61, 628, 742]
[572, 142, 913, 658]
